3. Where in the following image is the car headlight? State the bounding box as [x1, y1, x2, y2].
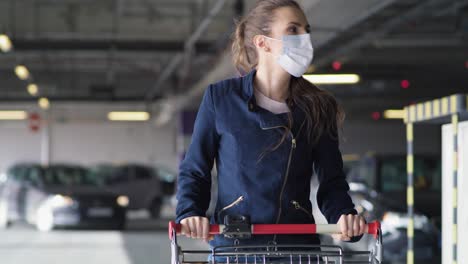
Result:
[49, 195, 74, 208]
[117, 196, 129, 207]
[382, 211, 429, 231]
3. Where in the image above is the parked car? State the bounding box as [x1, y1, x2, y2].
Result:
[154, 165, 177, 197]
[91, 163, 175, 218]
[342, 154, 441, 263]
[0, 163, 128, 231]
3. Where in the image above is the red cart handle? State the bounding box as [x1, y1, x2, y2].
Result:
[169, 221, 381, 240]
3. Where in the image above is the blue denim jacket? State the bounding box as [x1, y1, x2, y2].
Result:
[176, 70, 357, 247]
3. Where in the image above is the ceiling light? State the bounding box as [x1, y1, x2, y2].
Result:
[303, 74, 360, 84]
[108, 112, 150, 121]
[0, 111, 27, 120]
[342, 154, 360, 162]
[0, 34, 13, 52]
[27, 83, 39, 96]
[383, 109, 405, 119]
[38, 98, 50, 110]
[15, 65, 30, 80]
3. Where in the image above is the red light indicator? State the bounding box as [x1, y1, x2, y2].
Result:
[401, 80, 410, 89]
[332, 61, 342, 71]
[372, 112, 381, 121]
[465, 61, 468, 69]
[28, 112, 41, 132]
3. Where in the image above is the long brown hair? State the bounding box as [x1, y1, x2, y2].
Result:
[232, 0, 345, 150]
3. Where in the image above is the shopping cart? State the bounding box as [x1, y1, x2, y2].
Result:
[168, 215, 382, 264]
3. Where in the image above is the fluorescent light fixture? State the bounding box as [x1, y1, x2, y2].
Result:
[0, 111, 27, 120]
[15, 65, 30, 80]
[383, 109, 405, 119]
[303, 74, 360, 84]
[342, 154, 361, 162]
[0, 34, 13, 52]
[38, 97, 50, 110]
[27, 83, 39, 96]
[108, 111, 150, 121]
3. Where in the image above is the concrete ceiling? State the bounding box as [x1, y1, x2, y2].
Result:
[0, 0, 466, 120]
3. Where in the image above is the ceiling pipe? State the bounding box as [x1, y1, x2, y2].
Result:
[310, 0, 398, 48]
[144, 0, 229, 102]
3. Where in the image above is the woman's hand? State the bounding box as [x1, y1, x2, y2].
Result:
[180, 216, 214, 242]
[332, 214, 366, 241]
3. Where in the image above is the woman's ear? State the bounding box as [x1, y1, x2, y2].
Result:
[253, 35, 270, 52]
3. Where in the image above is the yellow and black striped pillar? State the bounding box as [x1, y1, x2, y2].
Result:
[406, 122, 414, 264]
[403, 94, 467, 264]
[451, 113, 459, 264]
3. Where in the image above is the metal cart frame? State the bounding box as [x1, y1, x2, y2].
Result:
[169, 218, 382, 264]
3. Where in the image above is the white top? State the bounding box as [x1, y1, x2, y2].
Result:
[254, 88, 290, 114]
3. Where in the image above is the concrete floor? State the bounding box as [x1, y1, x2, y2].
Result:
[0, 202, 421, 264]
[0, 209, 208, 264]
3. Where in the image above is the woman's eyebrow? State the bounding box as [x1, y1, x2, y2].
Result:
[288, 22, 311, 29]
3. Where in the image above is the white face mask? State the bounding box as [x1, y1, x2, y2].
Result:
[264, 33, 314, 77]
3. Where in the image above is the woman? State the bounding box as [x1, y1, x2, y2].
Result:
[176, 0, 366, 249]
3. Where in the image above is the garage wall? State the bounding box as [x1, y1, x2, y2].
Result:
[0, 121, 42, 172]
[51, 121, 177, 167]
[0, 119, 179, 173]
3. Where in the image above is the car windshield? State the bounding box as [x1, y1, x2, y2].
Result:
[154, 166, 176, 182]
[89, 165, 115, 178]
[41, 166, 101, 186]
[380, 157, 441, 192]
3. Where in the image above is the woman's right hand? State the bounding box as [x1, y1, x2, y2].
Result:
[180, 216, 214, 242]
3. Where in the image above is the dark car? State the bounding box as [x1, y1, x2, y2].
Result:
[90, 163, 175, 218]
[154, 165, 177, 197]
[342, 154, 441, 263]
[0, 163, 128, 231]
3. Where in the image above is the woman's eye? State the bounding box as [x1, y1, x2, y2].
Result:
[288, 26, 297, 33]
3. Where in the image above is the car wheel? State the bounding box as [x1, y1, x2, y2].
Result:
[149, 198, 162, 219]
[36, 207, 54, 232]
[0, 201, 10, 229]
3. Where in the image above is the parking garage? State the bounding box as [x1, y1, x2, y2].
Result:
[0, 1, 467, 264]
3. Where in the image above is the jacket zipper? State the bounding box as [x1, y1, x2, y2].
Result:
[261, 121, 305, 243]
[221, 196, 244, 211]
[273, 135, 295, 242]
[216, 196, 244, 223]
[291, 200, 313, 219]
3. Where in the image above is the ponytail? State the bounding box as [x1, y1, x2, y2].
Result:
[232, 20, 249, 75]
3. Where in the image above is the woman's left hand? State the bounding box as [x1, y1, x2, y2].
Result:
[332, 214, 366, 241]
